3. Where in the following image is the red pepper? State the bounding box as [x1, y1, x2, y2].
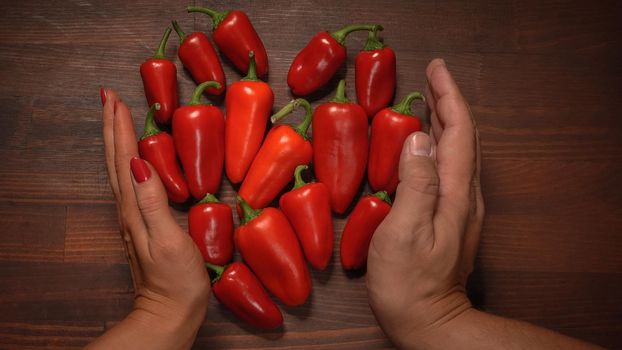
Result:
[280, 165, 334, 271]
[287, 24, 382, 96]
[187, 6, 268, 77]
[172, 81, 225, 200]
[368, 92, 425, 195]
[238, 99, 313, 210]
[340, 191, 392, 270]
[188, 193, 233, 265]
[313, 80, 369, 214]
[206, 262, 283, 329]
[224, 52, 274, 184]
[355, 29, 396, 118]
[235, 197, 311, 306]
[171, 20, 225, 96]
[140, 27, 178, 125]
[138, 104, 189, 203]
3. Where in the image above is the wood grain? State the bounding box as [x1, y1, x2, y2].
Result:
[0, 0, 621, 348]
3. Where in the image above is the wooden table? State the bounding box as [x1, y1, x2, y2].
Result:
[1, 0, 621, 348]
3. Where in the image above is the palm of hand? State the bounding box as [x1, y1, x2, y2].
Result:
[366, 59, 483, 346]
[102, 92, 210, 324]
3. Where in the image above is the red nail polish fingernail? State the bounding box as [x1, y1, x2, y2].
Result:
[100, 87, 107, 106]
[130, 157, 151, 183]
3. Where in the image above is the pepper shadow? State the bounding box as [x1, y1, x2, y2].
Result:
[169, 200, 191, 213]
[279, 288, 313, 320]
[288, 63, 348, 103]
[179, 66, 226, 106]
[217, 49, 271, 84]
[344, 265, 367, 279]
[313, 255, 335, 285]
[213, 300, 285, 340]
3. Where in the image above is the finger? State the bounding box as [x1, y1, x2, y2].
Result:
[426, 59, 475, 233]
[425, 82, 443, 142]
[430, 109, 444, 143]
[104, 91, 146, 291]
[382, 132, 439, 246]
[102, 88, 121, 202]
[469, 111, 483, 220]
[461, 124, 484, 280]
[102, 88, 124, 229]
[114, 99, 140, 203]
[130, 157, 183, 240]
[113, 100, 149, 253]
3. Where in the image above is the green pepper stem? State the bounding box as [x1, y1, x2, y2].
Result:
[331, 80, 349, 103]
[187, 6, 228, 29]
[270, 100, 297, 124]
[153, 27, 172, 59]
[171, 20, 187, 43]
[292, 165, 309, 190]
[205, 263, 225, 283]
[392, 92, 426, 116]
[189, 81, 222, 105]
[372, 191, 392, 205]
[330, 24, 383, 45]
[198, 193, 220, 204]
[293, 99, 313, 138]
[140, 103, 161, 140]
[241, 51, 258, 82]
[270, 99, 313, 139]
[363, 28, 385, 51]
[237, 196, 261, 225]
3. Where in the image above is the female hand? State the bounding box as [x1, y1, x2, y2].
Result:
[366, 58, 483, 347]
[87, 90, 210, 349]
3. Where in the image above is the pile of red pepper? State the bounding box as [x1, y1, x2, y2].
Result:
[133, 5, 426, 330]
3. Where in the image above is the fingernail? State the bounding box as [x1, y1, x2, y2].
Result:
[130, 157, 151, 183]
[408, 133, 433, 157]
[439, 58, 446, 66]
[100, 87, 107, 106]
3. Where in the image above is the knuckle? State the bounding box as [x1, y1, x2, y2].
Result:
[398, 171, 439, 197]
[151, 235, 186, 258]
[372, 219, 432, 255]
[138, 191, 163, 217]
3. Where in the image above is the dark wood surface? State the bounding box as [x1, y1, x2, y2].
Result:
[0, 0, 621, 348]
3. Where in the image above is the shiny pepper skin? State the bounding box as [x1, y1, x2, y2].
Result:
[368, 92, 424, 195]
[171, 20, 225, 95]
[280, 165, 334, 271]
[313, 80, 369, 214]
[189, 194, 233, 266]
[288, 24, 382, 96]
[138, 104, 189, 203]
[208, 262, 283, 329]
[235, 197, 311, 306]
[355, 29, 396, 118]
[238, 99, 313, 210]
[188, 6, 268, 77]
[225, 52, 274, 184]
[140, 27, 178, 125]
[173, 81, 225, 200]
[340, 191, 392, 270]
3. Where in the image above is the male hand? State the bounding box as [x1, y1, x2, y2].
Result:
[366, 59, 483, 348]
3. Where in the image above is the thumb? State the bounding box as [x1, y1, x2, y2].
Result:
[129, 156, 182, 237]
[384, 132, 439, 235]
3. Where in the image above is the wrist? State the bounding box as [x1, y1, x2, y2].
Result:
[130, 288, 209, 348]
[389, 291, 473, 349]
